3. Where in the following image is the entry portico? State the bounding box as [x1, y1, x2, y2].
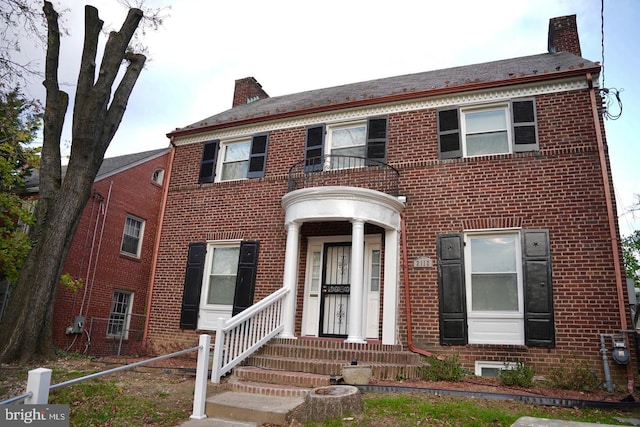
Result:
[280, 186, 405, 345]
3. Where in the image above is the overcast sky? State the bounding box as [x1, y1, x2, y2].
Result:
[15, 0, 639, 235]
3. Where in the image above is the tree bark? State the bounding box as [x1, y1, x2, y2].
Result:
[0, 1, 145, 363]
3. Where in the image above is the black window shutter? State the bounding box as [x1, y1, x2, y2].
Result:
[437, 233, 468, 345]
[366, 117, 387, 162]
[198, 140, 219, 184]
[512, 99, 539, 152]
[522, 229, 555, 347]
[232, 241, 260, 316]
[438, 109, 462, 159]
[247, 134, 269, 178]
[304, 124, 325, 172]
[180, 242, 206, 329]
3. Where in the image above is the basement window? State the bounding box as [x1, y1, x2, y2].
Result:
[475, 361, 517, 377]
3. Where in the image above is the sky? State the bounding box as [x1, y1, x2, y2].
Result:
[14, 0, 640, 235]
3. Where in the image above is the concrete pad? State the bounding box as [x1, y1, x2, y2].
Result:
[205, 391, 304, 425]
[176, 417, 256, 427]
[511, 416, 628, 427]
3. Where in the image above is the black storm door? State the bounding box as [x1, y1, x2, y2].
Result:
[319, 243, 351, 337]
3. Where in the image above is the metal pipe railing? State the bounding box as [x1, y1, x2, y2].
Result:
[0, 334, 212, 421]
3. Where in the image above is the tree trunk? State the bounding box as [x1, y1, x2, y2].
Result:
[0, 1, 145, 363]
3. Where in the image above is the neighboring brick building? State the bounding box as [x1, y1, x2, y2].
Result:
[43, 148, 171, 356]
[146, 15, 634, 386]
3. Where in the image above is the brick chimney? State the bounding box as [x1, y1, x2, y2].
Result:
[232, 77, 269, 107]
[547, 15, 582, 56]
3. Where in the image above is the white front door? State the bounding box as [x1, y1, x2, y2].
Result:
[301, 236, 381, 339]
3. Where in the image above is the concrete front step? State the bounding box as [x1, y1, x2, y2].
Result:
[205, 391, 304, 426]
[229, 379, 312, 398]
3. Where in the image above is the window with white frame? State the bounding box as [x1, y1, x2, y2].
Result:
[219, 139, 251, 181]
[475, 361, 517, 377]
[107, 290, 133, 338]
[204, 243, 241, 308]
[465, 231, 524, 345]
[438, 98, 538, 159]
[327, 122, 367, 168]
[120, 215, 145, 257]
[461, 105, 510, 156]
[151, 168, 164, 185]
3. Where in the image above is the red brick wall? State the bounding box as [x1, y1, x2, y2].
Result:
[150, 87, 630, 383]
[52, 152, 170, 356]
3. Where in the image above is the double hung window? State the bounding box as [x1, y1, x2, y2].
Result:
[121, 215, 144, 258]
[465, 232, 523, 344]
[437, 229, 554, 347]
[304, 117, 388, 171]
[180, 241, 260, 330]
[107, 290, 133, 338]
[438, 98, 538, 159]
[198, 134, 269, 184]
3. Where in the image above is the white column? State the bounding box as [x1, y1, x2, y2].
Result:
[346, 218, 366, 343]
[280, 221, 301, 339]
[382, 228, 399, 345]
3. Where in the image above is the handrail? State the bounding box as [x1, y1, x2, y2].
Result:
[211, 287, 289, 383]
[0, 334, 213, 421]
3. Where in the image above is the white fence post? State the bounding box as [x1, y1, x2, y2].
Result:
[190, 334, 211, 420]
[25, 368, 52, 404]
[211, 317, 226, 383]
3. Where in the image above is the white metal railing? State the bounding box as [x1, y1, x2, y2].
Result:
[0, 334, 212, 421]
[211, 287, 289, 383]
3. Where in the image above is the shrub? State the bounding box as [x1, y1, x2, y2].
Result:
[548, 359, 599, 391]
[421, 354, 465, 381]
[499, 361, 535, 387]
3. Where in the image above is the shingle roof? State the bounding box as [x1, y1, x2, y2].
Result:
[25, 148, 170, 191]
[173, 51, 599, 135]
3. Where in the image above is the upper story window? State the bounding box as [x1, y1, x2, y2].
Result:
[151, 168, 164, 185]
[198, 134, 269, 184]
[120, 215, 145, 258]
[438, 98, 538, 159]
[304, 117, 387, 171]
[220, 140, 251, 181]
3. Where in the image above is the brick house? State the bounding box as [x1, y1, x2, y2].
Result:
[146, 15, 634, 385]
[44, 148, 171, 356]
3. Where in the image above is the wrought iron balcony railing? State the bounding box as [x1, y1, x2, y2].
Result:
[287, 155, 399, 197]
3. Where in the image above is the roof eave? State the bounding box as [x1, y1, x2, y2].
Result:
[167, 66, 600, 139]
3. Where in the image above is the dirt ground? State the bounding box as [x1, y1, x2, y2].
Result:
[1, 355, 638, 426]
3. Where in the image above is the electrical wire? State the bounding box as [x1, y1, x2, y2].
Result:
[599, 0, 623, 120]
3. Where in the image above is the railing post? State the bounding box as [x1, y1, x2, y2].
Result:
[25, 368, 52, 404]
[190, 334, 211, 420]
[211, 317, 226, 383]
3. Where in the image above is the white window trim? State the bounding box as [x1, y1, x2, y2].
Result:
[151, 168, 165, 185]
[325, 120, 367, 156]
[198, 239, 242, 329]
[475, 360, 517, 377]
[120, 215, 145, 258]
[460, 102, 512, 158]
[464, 229, 524, 345]
[107, 290, 134, 339]
[216, 137, 251, 182]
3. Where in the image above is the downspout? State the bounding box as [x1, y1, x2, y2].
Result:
[401, 212, 436, 358]
[142, 142, 176, 343]
[587, 72, 634, 393]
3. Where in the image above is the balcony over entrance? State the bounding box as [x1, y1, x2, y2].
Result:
[287, 155, 399, 197]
